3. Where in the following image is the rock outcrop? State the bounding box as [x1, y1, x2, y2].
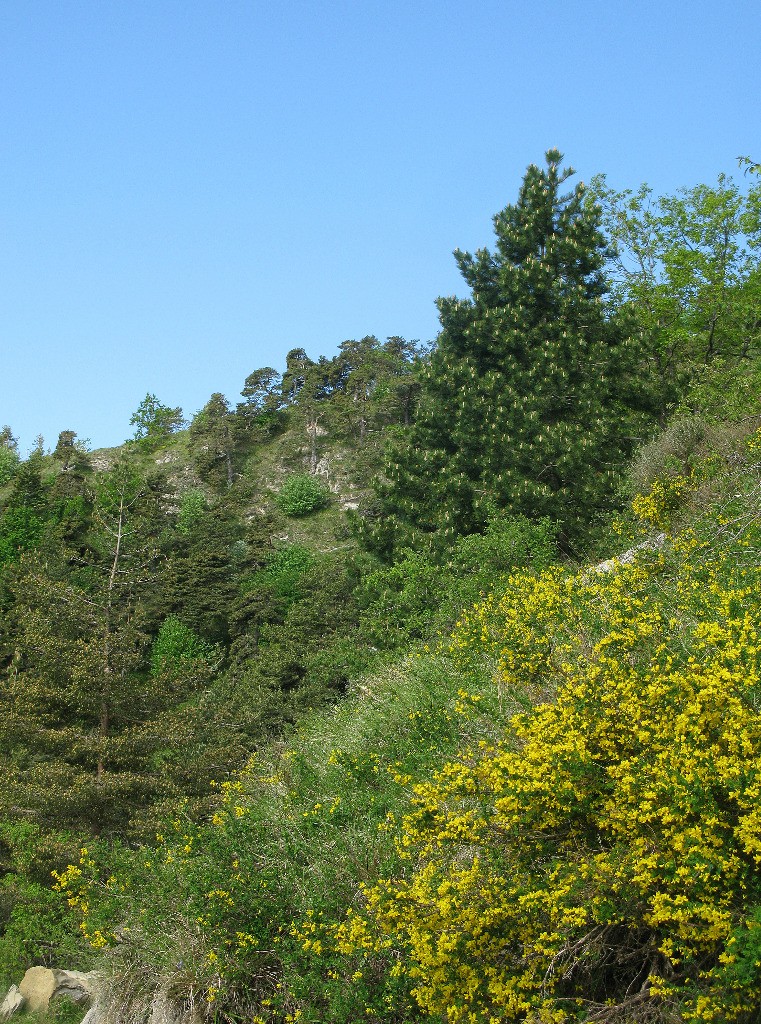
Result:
[1, 967, 100, 1021]
[0, 986, 25, 1022]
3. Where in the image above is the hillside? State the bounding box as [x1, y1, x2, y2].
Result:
[43, 372, 761, 1024]
[1, 157, 760, 1023]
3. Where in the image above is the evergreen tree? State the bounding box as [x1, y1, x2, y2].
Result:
[0, 427, 20, 486]
[129, 393, 185, 450]
[52, 430, 92, 483]
[366, 150, 653, 556]
[189, 393, 241, 489]
[332, 336, 385, 442]
[0, 451, 50, 567]
[237, 367, 283, 435]
[284, 352, 336, 473]
[0, 459, 179, 837]
[381, 336, 427, 428]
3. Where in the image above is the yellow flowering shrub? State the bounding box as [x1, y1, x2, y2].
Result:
[339, 490, 761, 1022]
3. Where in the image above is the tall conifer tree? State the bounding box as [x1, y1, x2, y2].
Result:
[367, 150, 653, 555]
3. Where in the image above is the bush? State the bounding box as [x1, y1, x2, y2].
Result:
[628, 415, 709, 496]
[176, 489, 208, 535]
[276, 474, 330, 517]
[150, 616, 218, 675]
[60, 654, 507, 1024]
[343, 484, 761, 1023]
[255, 544, 315, 602]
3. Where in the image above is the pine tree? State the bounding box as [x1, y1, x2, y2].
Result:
[189, 393, 241, 489]
[0, 459, 184, 838]
[0, 426, 20, 486]
[366, 150, 654, 556]
[236, 366, 283, 436]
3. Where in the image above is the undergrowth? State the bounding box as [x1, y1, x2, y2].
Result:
[53, 416, 761, 1023]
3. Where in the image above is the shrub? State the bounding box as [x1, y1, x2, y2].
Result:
[341, 493, 761, 1023]
[255, 544, 315, 602]
[58, 654, 507, 1024]
[177, 488, 208, 535]
[628, 415, 709, 496]
[150, 616, 218, 675]
[276, 474, 330, 517]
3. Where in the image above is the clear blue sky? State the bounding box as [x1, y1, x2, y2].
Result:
[2, 0, 759, 453]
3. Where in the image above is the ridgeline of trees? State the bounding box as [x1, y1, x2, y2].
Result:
[1, 152, 760, 1023]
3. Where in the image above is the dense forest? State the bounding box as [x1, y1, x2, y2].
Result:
[2, 151, 761, 1023]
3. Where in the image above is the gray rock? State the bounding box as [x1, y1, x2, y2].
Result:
[593, 532, 666, 574]
[52, 970, 96, 1006]
[0, 985, 25, 1021]
[79, 1003, 105, 1024]
[18, 967, 95, 1014]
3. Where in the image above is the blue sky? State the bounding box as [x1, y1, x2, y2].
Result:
[2, 0, 759, 453]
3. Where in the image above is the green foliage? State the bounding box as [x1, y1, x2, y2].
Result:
[188, 393, 241, 489]
[0, 426, 19, 486]
[0, 821, 86, 978]
[0, 449, 19, 488]
[251, 544, 315, 602]
[276, 473, 330, 517]
[340, 440, 761, 1023]
[366, 150, 654, 558]
[679, 355, 761, 422]
[627, 415, 710, 497]
[6, 156, 761, 1019]
[593, 170, 761, 414]
[358, 514, 557, 650]
[150, 616, 218, 675]
[129, 393, 185, 450]
[63, 652, 507, 1023]
[176, 488, 208, 535]
[0, 873, 86, 979]
[0, 507, 45, 566]
[237, 367, 283, 436]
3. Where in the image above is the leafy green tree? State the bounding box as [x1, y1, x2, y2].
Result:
[176, 488, 208, 535]
[150, 615, 218, 675]
[365, 150, 653, 556]
[0, 451, 50, 567]
[0, 508, 46, 568]
[129, 393, 185, 450]
[592, 171, 761, 417]
[252, 544, 315, 603]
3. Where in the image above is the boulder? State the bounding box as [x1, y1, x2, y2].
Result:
[0, 985, 25, 1021]
[18, 967, 95, 1013]
[593, 532, 666, 574]
[51, 970, 95, 1007]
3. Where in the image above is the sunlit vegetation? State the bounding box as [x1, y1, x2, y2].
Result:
[1, 154, 760, 1022]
